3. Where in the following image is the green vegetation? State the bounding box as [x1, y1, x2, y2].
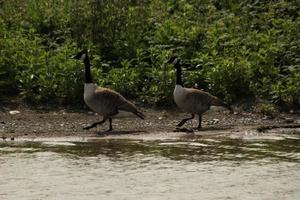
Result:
[0, 0, 299, 109]
[257, 102, 279, 118]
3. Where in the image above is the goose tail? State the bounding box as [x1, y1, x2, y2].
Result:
[118, 101, 145, 119]
[211, 97, 233, 112]
[135, 111, 145, 120]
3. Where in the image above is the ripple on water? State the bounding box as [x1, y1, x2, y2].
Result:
[42, 141, 76, 146]
[0, 147, 37, 152]
[0, 135, 299, 200]
[159, 142, 211, 147]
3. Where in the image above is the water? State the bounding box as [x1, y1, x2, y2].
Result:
[0, 133, 299, 200]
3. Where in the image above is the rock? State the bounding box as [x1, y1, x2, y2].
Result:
[9, 110, 20, 115]
[283, 118, 294, 124]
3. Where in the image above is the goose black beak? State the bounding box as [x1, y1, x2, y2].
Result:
[166, 56, 176, 64]
[72, 54, 81, 60]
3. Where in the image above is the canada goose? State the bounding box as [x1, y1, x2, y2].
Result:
[73, 50, 145, 132]
[168, 56, 231, 130]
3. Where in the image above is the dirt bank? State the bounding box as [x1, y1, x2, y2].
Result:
[0, 105, 300, 140]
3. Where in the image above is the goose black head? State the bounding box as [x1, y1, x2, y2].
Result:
[167, 56, 181, 67]
[72, 50, 88, 60]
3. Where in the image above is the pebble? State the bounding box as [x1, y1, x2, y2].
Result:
[262, 116, 272, 120]
[9, 110, 20, 115]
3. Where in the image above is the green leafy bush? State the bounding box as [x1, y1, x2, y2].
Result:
[0, 25, 81, 104]
[136, 48, 174, 106]
[257, 103, 279, 118]
[103, 59, 141, 99]
[0, 0, 299, 109]
[205, 59, 252, 103]
[272, 72, 300, 107]
[16, 40, 81, 104]
[0, 21, 18, 98]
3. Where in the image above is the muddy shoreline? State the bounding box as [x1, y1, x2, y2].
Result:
[1, 106, 300, 141]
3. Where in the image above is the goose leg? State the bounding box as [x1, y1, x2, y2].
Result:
[83, 117, 108, 130]
[177, 114, 195, 127]
[107, 117, 113, 132]
[196, 115, 202, 130]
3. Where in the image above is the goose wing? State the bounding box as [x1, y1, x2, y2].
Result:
[184, 88, 211, 104]
[93, 88, 144, 119]
[94, 87, 127, 106]
[185, 88, 228, 108]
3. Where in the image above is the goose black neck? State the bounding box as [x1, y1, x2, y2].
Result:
[84, 55, 93, 83]
[175, 65, 183, 86]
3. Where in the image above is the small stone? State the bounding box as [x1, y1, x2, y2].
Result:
[158, 117, 163, 120]
[262, 116, 271, 120]
[233, 111, 238, 115]
[9, 110, 20, 115]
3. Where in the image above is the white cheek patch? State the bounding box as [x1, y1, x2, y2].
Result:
[80, 53, 86, 60]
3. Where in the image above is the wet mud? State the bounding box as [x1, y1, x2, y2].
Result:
[0, 107, 299, 141]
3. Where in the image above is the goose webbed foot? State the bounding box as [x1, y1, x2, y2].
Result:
[193, 126, 202, 131]
[83, 124, 93, 130]
[174, 127, 194, 133]
[83, 118, 108, 130]
[176, 114, 195, 127]
[105, 127, 113, 132]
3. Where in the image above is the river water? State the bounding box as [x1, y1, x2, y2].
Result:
[0, 133, 299, 200]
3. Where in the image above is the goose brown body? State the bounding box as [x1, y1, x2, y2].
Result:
[73, 50, 144, 131]
[174, 85, 227, 115]
[84, 84, 143, 118]
[169, 57, 231, 129]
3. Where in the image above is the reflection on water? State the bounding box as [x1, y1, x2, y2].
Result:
[0, 133, 299, 200]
